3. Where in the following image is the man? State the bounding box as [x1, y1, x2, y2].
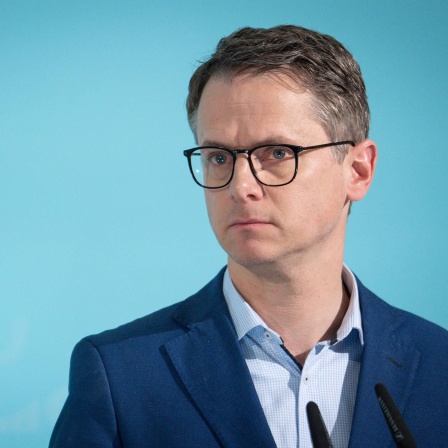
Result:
[50, 25, 448, 447]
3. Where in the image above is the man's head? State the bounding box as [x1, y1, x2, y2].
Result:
[185, 25, 376, 274]
[187, 25, 369, 161]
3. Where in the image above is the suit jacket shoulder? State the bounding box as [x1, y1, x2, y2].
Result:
[349, 277, 448, 447]
[84, 266, 228, 347]
[357, 277, 448, 369]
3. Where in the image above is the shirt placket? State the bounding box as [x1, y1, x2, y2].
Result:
[298, 343, 330, 448]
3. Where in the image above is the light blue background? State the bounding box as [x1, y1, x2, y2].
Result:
[1, 1, 447, 446]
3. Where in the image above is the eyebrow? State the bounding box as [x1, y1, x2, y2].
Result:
[200, 136, 297, 148]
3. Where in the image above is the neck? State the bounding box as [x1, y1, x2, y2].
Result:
[228, 250, 350, 366]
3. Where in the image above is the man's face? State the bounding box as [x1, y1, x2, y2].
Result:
[196, 73, 353, 275]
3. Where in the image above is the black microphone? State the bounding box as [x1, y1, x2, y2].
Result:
[374, 383, 417, 448]
[306, 401, 334, 448]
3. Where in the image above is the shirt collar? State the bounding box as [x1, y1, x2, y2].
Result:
[339, 264, 364, 345]
[223, 268, 269, 340]
[223, 264, 364, 345]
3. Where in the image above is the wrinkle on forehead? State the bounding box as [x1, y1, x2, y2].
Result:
[197, 72, 322, 148]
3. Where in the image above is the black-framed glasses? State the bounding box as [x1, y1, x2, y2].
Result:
[183, 141, 354, 189]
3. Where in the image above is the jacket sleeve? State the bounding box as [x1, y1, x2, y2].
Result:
[49, 338, 122, 448]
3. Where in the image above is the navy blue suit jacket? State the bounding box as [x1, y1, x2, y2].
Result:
[50, 269, 448, 447]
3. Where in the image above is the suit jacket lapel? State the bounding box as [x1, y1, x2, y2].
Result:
[349, 279, 421, 448]
[164, 270, 276, 448]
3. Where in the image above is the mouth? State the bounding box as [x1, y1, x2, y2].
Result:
[229, 218, 271, 228]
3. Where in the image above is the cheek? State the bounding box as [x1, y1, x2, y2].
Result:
[329, 170, 349, 205]
[204, 191, 222, 230]
[284, 170, 346, 224]
[315, 176, 348, 228]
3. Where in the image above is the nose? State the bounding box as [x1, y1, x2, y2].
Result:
[228, 155, 264, 201]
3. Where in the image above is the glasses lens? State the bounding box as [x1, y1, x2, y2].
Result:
[190, 148, 233, 188]
[251, 145, 296, 186]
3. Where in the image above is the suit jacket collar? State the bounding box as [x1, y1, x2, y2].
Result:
[165, 268, 277, 448]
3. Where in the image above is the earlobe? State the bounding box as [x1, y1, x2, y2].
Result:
[346, 139, 377, 202]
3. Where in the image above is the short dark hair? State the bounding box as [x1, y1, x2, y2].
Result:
[186, 25, 369, 160]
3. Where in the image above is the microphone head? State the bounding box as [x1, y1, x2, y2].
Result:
[374, 383, 417, 448]
[306, 401, 333, 448]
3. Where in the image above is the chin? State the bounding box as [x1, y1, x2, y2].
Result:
[226, 244, 286, 272]
[222, 238, 271, 263]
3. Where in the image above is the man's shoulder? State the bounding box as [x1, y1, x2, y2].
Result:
[357, 277, 448, 349]
[84, 301, 185, 348]
[79, 267, 228, 350]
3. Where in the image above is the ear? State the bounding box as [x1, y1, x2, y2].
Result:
[345, 139, 377, 202]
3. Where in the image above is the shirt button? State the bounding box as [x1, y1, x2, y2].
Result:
[264, 331, 272, 339]
[302, 376, 309, 384]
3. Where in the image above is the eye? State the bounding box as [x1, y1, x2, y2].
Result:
[256, 146, 294, 162]
[210, 152, 228, 165]
[272, 148, 286, 160]
[202, 150, 231, 166]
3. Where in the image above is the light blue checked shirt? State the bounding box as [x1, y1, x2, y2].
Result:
[223, 264, 363, 448]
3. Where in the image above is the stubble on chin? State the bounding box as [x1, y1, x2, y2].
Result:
[225, 237, 301, 284]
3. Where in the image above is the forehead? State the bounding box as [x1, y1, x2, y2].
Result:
[196, 72, 325, 147]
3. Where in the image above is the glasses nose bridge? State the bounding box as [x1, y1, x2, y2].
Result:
[231, 148, 251, 157]
[229, 148, 261, 187]
[230, 148, 255, 169]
